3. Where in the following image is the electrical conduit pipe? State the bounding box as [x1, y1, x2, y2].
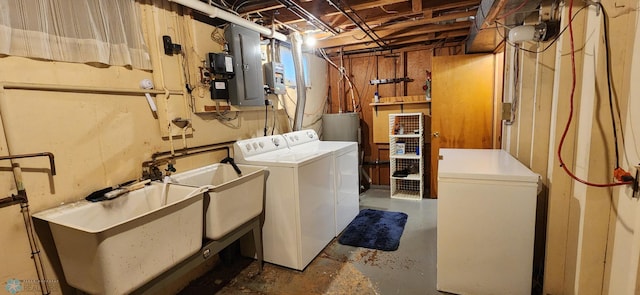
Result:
[168, 0, 287, 42]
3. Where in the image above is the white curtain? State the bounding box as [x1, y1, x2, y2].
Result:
[0, 0, 151, 70]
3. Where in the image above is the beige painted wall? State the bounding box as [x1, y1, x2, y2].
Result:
[502, 1, 640, 294]
[0, 1, 326, 293]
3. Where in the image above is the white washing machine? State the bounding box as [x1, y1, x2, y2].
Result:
[234, 135, 335, 270]
[282, 130, 359, 236]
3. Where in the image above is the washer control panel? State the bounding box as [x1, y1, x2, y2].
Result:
[283, 130, 319, 147]
[235, 135, 288, 158]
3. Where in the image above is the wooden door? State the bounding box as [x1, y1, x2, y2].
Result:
[430, 54, 496, 197]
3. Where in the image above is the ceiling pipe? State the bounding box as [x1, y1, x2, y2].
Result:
[276, 0, 340, 35]
[326, 0, 386, 49]
[168, 0, 287, 42]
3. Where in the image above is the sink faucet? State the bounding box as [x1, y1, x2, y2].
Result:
[0, 152, 56, 208]
[142, 158, 177, 181]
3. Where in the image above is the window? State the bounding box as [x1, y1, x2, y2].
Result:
[0, 0, 151, 70]
[280, 46, 311, 87]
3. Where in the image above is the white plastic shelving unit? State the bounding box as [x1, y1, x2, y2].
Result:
[389, 113, 424, 200]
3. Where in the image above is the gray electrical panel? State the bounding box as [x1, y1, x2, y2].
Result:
[224, 24, 264, 106]
[264, 61, 286, 95]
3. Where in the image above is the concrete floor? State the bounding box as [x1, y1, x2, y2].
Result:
[180, 186, 442, 295]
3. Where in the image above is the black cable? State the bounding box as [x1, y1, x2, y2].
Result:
[597, 2, 622, 168]
[503, 2, 624, 169]
[264, 101, 268, 136]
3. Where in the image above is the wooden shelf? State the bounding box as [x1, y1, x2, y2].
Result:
[390, 134, 421, 138]
[371, 95, 431, 144]
[369, 95, 429, 106]
[391, 174, 421, 181]
[390, 153, 420, 159]
[369, 101, 430, 106]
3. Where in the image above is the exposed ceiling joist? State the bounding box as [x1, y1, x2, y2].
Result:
[326, 29, 469, 53]
[207, 0, 481, 54]
[412, 0, 422, 12]
[316, 10, 475, 48]
[318, 21, 472, 48]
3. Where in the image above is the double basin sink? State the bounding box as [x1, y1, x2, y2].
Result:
[33, 163, 267, 295]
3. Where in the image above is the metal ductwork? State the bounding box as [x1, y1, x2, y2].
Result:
[466, 0, 561, 53]
[291, 32, 306, 131]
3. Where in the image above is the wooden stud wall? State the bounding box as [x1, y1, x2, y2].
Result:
[328, 47, 460, 186]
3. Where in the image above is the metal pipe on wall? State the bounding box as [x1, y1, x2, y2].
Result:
[0, 85, 53, 295]
[2, 82, 182, 95]
[168, 0, 287, 41]
[291, 32, 306, 131]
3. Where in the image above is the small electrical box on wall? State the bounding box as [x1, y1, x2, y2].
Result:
[264, 62, 286, 95]
[207, 53, 234, 101]
[208, 53, 234, 76]
[210, 80, 229, 100]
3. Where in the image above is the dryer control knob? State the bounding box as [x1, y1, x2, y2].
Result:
[259, 142, 265, 148]
[272, 137, 280, 146]
[252, 142, 259, 150]
[306, 131, 313, 138]
[245, 144, 252, 151]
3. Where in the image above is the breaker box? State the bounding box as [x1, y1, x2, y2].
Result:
[264, 62, 286, 95]
[224, 24, 265, 106]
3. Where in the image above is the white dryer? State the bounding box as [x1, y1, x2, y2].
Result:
[282, 130, 359, 236]
[234, 135, 335, 270]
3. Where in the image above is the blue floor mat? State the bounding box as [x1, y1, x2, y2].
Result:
[338, 209, 408, 251]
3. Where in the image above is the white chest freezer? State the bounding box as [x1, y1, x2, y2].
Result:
[437, 148, 540, 295]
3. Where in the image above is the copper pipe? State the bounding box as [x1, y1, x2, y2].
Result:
[0, 152, 56, 175]
[0, 193, 25, 208]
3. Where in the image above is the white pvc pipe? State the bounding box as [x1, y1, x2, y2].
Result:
[169, 0, 287, 42]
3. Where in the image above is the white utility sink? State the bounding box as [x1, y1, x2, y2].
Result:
[170, 163, 268, 240]
[32, 182, 206, 295]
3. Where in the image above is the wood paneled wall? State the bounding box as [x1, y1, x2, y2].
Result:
[502, 1, 640, 293]
[328, 46, 461, 186]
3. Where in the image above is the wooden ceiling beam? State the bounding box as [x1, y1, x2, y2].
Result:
[298, 0, 479, 28]
[324, 39, 466, 56]
[318, 21, 471, 49]
[316, 10, 474, 48]
[241, 4, 285, 16]
[374, 10, 475, 31]
[412, 0, 422, 12]
[332, 9, 430, 30]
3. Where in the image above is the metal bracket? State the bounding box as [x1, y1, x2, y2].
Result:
[584, 0, 601, 16]
[369, 77, 413, 85]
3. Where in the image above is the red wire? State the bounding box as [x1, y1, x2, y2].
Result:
[556, 0, 631, 187]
